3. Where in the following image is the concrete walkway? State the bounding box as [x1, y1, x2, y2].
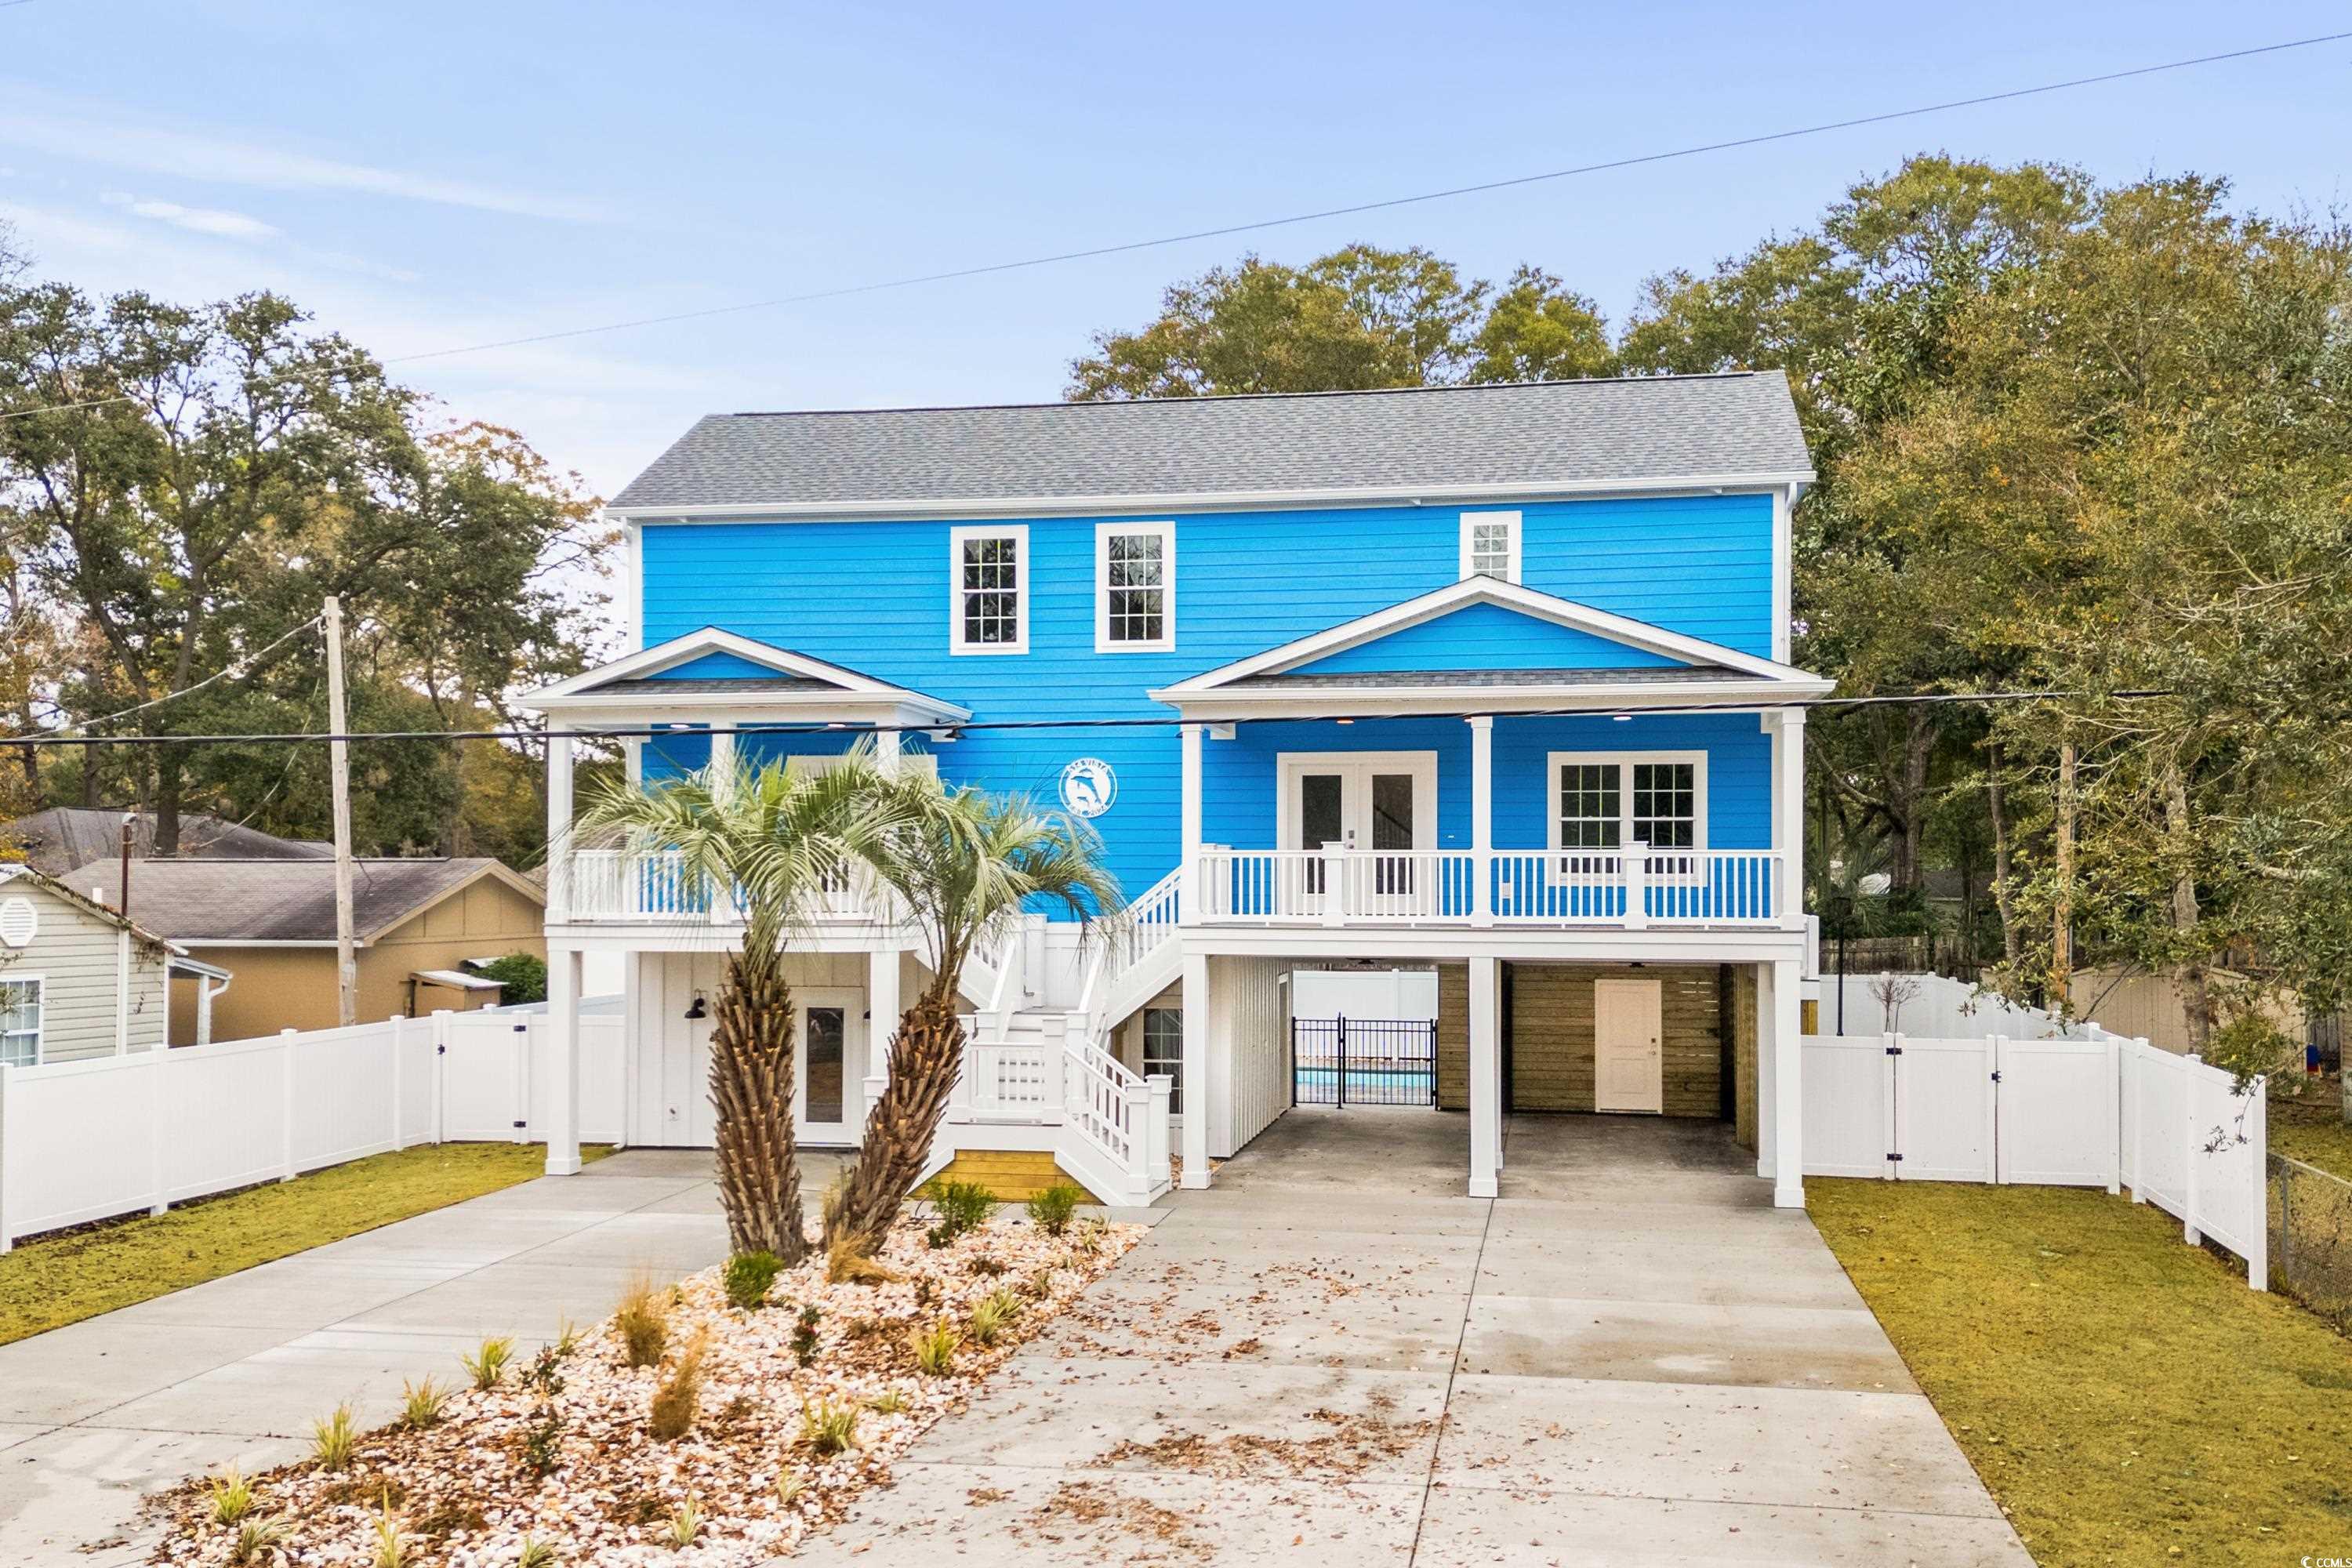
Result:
[794, 1112, 2033, 1566]
[0, 1149, 804, 1566]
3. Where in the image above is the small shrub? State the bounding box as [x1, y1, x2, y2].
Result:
[461, 1336, 514, 1392]
[1020, 1266, 1057, 1301]
[311, 1403, 358, 1472]
[616, 1274, 671, 1368]
[967, 1288, 1022, 1347]
[1073, 1216, 1109, 1256]
[931, 1179, 998, 1238]
[866, 1386, 907, 1415]
[924, 1221, 953, 1250]
[968, 1254, 1005, 1278]
[724, 1250, 782, 1311]
[825, 1232, 902, 1285]
[522, 1407, 564, 1477]
[776, 1472, 806, 1508]
[517, 1537, 559, 1568]
[520, 1345, 566, 1401]
[648, 1329, 710, 1441]
[229, 1517, 289, 1565]
[662, 1493, 704, 1549]
[1026, 1181, 1083, 1236]
[800, 1396, 859, 1455]
[909, 1320, 960, 1376]
[400, 1377, 450, 1430]
[206, 1465, 256, 1525]
[551, 1317, 585, 1359]
[792, 1304, 822, 1367]
[371, 1490, 410, 1568]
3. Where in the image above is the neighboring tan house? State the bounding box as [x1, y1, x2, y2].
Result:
[60, 857, 546, 1043]
[0, 808, 331, 878]
[0, 863, 230, 1065]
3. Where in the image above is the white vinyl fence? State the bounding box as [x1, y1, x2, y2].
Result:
[0, 1011, 624, 1253]
[1820, 969, 2086, 1040]
[1803, 1028, 2268, 1289]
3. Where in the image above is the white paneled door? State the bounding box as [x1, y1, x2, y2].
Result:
[794, 988, 864, 1146]
[1593, 977, 1664, 1113]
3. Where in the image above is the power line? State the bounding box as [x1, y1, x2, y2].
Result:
[0, 30, 2343, 426]
[25, 616, 321, 739]
[0, 686, 2194, 750]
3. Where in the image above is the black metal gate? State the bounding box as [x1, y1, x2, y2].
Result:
[1291, 1015, 1439, 1108]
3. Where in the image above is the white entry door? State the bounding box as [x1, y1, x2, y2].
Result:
[795, 988, 865, 1146]
[1278, 753, 1436, 916]
[1593, 978, 1664, 1114]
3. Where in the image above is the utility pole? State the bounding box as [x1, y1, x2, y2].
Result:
[324, 597, 357, 1027]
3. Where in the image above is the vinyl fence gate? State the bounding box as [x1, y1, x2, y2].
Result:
[1291, 1016, 1439, 1108]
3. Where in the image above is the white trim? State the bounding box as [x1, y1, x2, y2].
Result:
[521, 625, 967, 722]
[174, 938, 364, 950]
[1771, 485, 1794, 665]
[948, 523, 1029, 656]
[1154, 575, 1817, 699]
[622, 516, 644, 655]
[1276, 751, 1439, 853]
[1544, 750, 1711, 863]
[0, 973, 42, 1068]
[1157, 677, 1833, 724]
[1094, 520, 1176, 653]
[1458, 510, 1522, 584]
[608, 470, 1817, 524]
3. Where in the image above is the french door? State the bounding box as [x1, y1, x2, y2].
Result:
[1278, 753, 1436, 916]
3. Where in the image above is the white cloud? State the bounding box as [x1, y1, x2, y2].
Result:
[0, 85, 610, 223]
[102, 193, 279, 241]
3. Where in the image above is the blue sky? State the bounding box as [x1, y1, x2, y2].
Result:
[2, 2, 2346, 500]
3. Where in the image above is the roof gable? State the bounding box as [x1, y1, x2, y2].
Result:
[1288, 601, 1686, 678]
[521, 627, 969, 722]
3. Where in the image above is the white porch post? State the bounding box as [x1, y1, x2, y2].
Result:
[1179, 949, 1210, 1188]
[1468, 954, 1502, 1197]
[545, 726, 574, 925]
[1469, 716, 1494, 927]
[1774, 708, 1807, 927]
[865, 945, 899, 1123]
[544, 946, 583, 1176]
[1770, 956, 1803, 1207]
[1178, 723, 1203, 924]
[875, 724, 902, 775]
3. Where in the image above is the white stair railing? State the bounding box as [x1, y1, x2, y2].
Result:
[1061, 1033, 1168, 1197]
[1107, 868, 1182, 988]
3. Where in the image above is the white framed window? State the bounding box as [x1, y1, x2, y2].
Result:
[1095, 521, 1175, 652]
[1142, 1005, 1182, 1114]
[1459, 509, 1521, 583]
[0, 976, 42, 1067]
[949, 524, 1028, 654]
[1547, 752, 1708, 876]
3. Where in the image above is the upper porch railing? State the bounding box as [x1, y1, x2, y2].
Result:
[1194, 847, 1785, 927]
[565, 848, 882, 924]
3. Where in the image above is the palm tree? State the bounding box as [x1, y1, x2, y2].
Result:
[575, 750, 887, 1262]
[822, 779, 1123, 1251]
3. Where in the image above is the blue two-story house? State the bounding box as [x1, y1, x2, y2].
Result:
[521, 374, 1828, 1208]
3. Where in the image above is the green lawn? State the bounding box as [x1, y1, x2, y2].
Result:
[2270, 1085, 2352, 1182]
[1811, 1178, 2352, 1568]
[0, 1142, 609, 1346]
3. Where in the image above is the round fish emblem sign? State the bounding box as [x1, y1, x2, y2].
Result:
[1058, 757, 1117, 818]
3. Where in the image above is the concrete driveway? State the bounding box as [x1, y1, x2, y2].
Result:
[794, 1111, 2033, 1567]
[0, 1149, 805, 1566]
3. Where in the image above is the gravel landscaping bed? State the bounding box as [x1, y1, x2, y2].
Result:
[145, 1208, 1140, 1566]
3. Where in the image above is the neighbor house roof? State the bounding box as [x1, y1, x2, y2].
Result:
[0, 808, 330, 879]
[0, 862, 181, 955]
[57, 857, 543, 946]
[608, 373, 1814, 517]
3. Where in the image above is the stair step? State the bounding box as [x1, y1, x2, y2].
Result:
[923, 1151, 1107, 1204]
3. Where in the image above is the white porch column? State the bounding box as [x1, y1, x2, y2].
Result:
[1179, 949, 1210, 1188]
[544, 946, 584, 1176]
[1469, 716, 1494, 927]
[1771, 956, 1803, 1206]
[1468, 954, 1502, 1197]
[875, 724, 902, 775]
[545, 726, 574, 925]
[709, 727, 736, 780]
[1178, 723, 1203, 924]
[866, 945, 900, 1112]
[1773, 708, 1807, 927]
[1756, 960, 1777, 1180]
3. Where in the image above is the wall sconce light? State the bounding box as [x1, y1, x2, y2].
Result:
[1335, 717, 1355, 726]
[1612, 713, 1632, 723]
[684, 996, 707, 1021]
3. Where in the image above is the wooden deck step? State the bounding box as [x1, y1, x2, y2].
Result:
[923, 1150, 1105, 1204]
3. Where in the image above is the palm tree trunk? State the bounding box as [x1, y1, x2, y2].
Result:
[710, 920, 807, 1262]
[823, 991, 965, 1250]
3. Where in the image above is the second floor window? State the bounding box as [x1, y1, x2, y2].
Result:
[950, 524, 1027, 654]
[1097, 521, 1175, 651]
[1460, 510, 1521, 583]
[1551, 752, 1708, 877]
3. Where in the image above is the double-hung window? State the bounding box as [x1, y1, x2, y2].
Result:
[1141, 1005, 1183, 1114]
[949, 524, 1028, 654]
[0, 977, 42, 1067]
[1459, 510, 1521, 583]
[1096, 521, 1174, 652]
[1548, 753, 1707, 877]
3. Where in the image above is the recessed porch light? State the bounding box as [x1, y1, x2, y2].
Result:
[1612, 713, 1632, 722]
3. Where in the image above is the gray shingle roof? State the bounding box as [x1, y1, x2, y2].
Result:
[60, 857, 538, 944]
[609, 374, 1812, 514]
[2, 808, 331, 879]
